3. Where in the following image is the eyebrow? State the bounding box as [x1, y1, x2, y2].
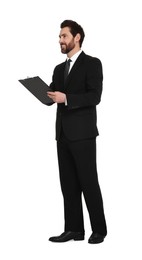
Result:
[59, 33, 67, 38]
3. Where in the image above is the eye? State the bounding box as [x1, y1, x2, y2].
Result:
[63, 34, 68, 39]
[59, 34, 68, 41]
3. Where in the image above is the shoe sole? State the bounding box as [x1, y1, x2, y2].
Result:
[49, 236, 84, 242]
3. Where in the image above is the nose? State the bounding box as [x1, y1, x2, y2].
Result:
[59, 38, 63, 45]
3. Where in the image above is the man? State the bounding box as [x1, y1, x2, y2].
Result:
[47, 20, 107, 244]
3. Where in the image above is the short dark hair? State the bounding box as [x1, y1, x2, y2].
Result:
[60, 20, 85, 47]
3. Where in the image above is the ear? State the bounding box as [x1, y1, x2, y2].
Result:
[75, 33, 81, 43]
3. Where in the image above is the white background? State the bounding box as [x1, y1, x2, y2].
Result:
[0, 0, 142, 259]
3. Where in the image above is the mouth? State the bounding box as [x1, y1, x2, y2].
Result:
[60, 44, 67, 53]
[60, 44, 66, 48]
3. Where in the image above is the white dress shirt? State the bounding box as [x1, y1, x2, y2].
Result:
[67, 49, 82, 72]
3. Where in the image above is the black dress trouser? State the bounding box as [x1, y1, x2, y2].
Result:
[57, 133, 107, 236]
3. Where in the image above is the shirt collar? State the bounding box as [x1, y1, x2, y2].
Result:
[67, 49, 82, 63]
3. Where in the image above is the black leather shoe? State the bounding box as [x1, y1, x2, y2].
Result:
[88, 233, 105, 244]
[49, 231, 84, 242]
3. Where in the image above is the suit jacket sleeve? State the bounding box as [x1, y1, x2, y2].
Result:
[66, 58, 103, 109]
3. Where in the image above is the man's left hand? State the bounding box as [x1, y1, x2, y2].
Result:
[47, 91, 66, 103]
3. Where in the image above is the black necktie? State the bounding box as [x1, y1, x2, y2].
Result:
[64, 59, 72, 82]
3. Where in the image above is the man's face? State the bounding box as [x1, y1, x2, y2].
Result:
[59, 27, 75, 54]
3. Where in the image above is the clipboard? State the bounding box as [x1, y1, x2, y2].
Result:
[18, 76, 54, 105]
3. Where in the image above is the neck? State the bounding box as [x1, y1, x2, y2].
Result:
[67, 47, 81, 58]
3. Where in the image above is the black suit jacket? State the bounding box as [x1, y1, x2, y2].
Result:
[50, 51, 103, 141]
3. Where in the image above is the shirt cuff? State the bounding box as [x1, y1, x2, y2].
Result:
[65, 96, 68, 106]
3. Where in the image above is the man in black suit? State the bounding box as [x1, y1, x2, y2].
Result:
[47, 20, 107, 244]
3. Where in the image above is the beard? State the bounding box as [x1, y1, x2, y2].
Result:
[60, 39, 75, 54]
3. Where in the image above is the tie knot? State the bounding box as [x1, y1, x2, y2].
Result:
[67, 58, 72, 63]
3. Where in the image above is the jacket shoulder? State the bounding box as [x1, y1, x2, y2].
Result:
[84, 53, 102, 65]
[55, 61, 65, 69]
